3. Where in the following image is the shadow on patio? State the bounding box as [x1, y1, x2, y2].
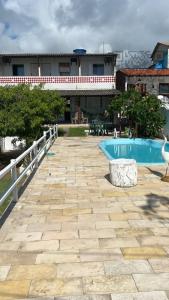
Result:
[146, 167, 164, 178]
[141, 193, 169, 223]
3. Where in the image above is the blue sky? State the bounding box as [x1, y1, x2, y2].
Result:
[0, 0, 169, 53]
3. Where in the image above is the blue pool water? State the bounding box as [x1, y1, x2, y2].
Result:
[100, 138, 169, 165]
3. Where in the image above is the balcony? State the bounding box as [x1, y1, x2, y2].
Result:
[0, 75, 116, 90]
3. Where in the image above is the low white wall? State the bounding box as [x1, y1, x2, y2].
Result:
[0, 76, 116, 90]
[0, 137, 25, 152]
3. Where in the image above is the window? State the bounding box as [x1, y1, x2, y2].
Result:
[12, 64, 24, 76]
[127, 84, 135, 91]
[59, 63, 70, 76]
[159, 83, 169, 94]
[93, 64, 104, 75]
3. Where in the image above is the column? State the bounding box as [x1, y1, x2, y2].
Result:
[78, 57, 81, 76]
[38, 64, 41, 76]
[125, 77, 128, 91]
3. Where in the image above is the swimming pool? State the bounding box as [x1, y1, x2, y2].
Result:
[99, 138, 168, 165]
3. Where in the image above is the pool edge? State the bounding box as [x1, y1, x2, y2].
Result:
[99, 138, 166, 166]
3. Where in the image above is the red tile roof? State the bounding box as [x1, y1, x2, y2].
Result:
[118, 69, 169, 76]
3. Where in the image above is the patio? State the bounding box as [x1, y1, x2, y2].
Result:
[0, 136, 169, 299]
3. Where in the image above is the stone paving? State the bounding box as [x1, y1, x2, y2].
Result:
[0, 136, 169, 299]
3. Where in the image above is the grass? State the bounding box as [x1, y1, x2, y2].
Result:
[0, 168, 27, 217]
[0, 173, 12, 216]
[0, 150, 24, 217]
[67, 127, 87, 137]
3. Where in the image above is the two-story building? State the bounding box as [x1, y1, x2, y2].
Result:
[0, 49, 118, 122]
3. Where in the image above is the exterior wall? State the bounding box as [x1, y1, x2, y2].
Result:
[126, 75, 169, 95]
[0, 57, 41, 76]
[0, 54, 116, 90]
[116, 73, 169, 96]
[80, 56, 114, 76]
[0, 55, 115, 77]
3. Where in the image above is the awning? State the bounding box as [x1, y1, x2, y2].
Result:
[58, 89, 120, 97]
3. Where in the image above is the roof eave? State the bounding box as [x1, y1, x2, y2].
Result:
[0, 53, 118, 58]
[58, 89, 120, 96]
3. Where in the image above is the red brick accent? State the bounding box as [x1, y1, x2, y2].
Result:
[0, 76, 115, 84]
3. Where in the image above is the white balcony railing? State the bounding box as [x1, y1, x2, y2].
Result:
[0, 125, 58, 209]
[0, 75, 116, 90]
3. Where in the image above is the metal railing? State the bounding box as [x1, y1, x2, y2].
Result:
[0, 124, 58, 208]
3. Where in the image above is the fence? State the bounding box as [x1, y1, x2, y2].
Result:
[0, 124, 58, 211]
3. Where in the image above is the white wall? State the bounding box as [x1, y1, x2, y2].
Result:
[0, 55, 115, 77]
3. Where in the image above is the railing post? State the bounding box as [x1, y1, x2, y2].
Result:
[53, 125, 56, 137]
[10, 159, 18, 202]
[55, 124, 58, 138]
[30, 149, 34, 172]
[33, 141, 38, 169]
[49, 127, 52, 146]
[43, 131, 47, 154]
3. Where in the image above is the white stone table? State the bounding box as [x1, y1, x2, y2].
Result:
[109, 158, 137, 187]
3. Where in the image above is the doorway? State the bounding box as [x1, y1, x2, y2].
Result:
[64, 99, 71, 123]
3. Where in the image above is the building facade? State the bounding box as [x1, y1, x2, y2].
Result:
[116, 69, 169, 96]
[0, 51, 118, 122]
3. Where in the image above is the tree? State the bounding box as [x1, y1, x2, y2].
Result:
[0, 84, 65, 147]
[108, 90, 165, 138]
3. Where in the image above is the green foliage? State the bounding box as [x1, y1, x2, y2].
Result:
[109, 90, 165, 138]
[0, 85, 65, 146]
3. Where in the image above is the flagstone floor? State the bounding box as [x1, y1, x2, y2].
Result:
[0, 136, 169, 299]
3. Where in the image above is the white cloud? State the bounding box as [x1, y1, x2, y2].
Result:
[0, 0, 169, 53]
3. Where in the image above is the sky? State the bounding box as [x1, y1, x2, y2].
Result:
[0, 0, 169, 53]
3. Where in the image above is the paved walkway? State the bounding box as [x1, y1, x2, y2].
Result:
[0, 137, 169, 299]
